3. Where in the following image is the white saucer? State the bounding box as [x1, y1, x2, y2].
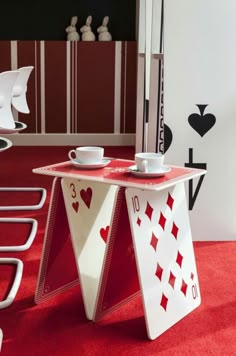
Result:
[0, 122, 27, 134]
[70, 159, 111, 169]
[128, 165, 171, 178]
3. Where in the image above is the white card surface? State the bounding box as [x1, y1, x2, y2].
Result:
[61, 178, 118, 319]
[126, 183, 200, 339]
[164, 0, 236, 240]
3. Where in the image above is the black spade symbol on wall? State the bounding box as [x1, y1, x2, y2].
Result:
[164, 124, 172, 153]
[188, 104, 216, 137]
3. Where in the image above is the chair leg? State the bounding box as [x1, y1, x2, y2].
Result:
[0, 187, 47, 211]
[0, 218, 38, 252]
[0, 258, 23, 309]
[0, 328, 2, 352]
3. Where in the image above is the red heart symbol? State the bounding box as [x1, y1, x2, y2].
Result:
[100, 226, 109, 243]
[80, 187, 92, 208]
[72, 201, 79, 212]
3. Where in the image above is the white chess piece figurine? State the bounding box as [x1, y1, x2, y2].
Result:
[66, 16, 80, 41]
[97, 16, 112, 41]
[80, 16, 95, 41]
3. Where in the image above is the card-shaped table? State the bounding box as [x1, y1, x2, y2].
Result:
[33, 159, 206, 340]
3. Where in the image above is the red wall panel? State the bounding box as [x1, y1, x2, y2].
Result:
[17, 41, 37, 133]
[44, 41, 67, 133]
[76, 42, 115, 133]
[0, 42, 11, 72]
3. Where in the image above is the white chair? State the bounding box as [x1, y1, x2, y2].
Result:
[0, 68, 45, 311]
[0, 67, 46, 211]
[0, 67, 33, 134]
[0, 70, 19, 130]
[12, 66, 34, 114]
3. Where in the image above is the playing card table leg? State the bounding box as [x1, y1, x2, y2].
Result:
[125, 182, 201, 340]
[93, 186, 140, 322]
[35, 177, 79, 304]
[61, 178, 121, 320]
[61, 179, 141, 321]
[35, 177, 141, 318]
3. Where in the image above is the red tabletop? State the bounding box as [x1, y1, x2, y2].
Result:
[33, 159, 206, 191]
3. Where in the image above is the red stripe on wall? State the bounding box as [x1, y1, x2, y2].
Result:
[70, 42, 74, 133]
[17, 41, 37, 133]
[44, 41, 67, 133]
[36, 41, 41, 133]
[76, 42, 115, 133]
[71, 41, 77, 134]
[120, 42, 126, 134]
[0, 41, 11, 72]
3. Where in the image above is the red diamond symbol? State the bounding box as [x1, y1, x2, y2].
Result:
[145, 202, 153, 221]
[190, 272, 194, 280]
[181, 279, 188, 296]
[168, 271, 176, 289]
[136, 217, 141, 226]
[176, 251, 183, 268]
[166, 193, 174, 210]
[150, 232, 158, 251]
[171, 222, 179, 240]
[158, 212, 166, 230]
[160, 293, 168, 311]
[155, 263, 163, 281]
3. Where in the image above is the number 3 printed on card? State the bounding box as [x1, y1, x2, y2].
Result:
[70, 183, 76, 199]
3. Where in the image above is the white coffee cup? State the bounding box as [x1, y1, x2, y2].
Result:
[68, 146, 104, 164]
[135, 152, 164, 173]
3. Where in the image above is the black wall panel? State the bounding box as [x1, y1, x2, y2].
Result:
[0, 0, 136, 40]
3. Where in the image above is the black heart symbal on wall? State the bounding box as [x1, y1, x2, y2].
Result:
[188, 104, 216, 137]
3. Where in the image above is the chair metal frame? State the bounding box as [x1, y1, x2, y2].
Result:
[0, 258, 23, 309]
[0, 218, 38, 252]
[0, 67, 46, 313]
[0, 187, 47, 211]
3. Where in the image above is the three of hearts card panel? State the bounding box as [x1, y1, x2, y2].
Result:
[35, 177, 79, 304]
[164, 0, 236, 240]
[126, 183, 201, 340]
[61, 178, 118, 320]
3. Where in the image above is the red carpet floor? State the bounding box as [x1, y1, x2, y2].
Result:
[0, 146, 235, 355]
